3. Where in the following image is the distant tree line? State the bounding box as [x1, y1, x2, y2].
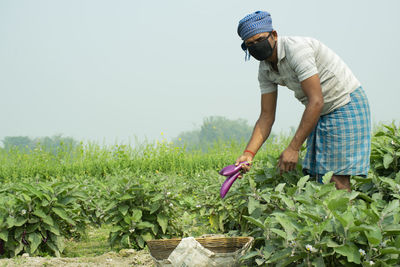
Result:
[1, 135, 78, 154]
[173, 116, 276, 151]
[1, 116, 277, 154]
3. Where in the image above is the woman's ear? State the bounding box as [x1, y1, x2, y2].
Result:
[272, 30, 278, 40]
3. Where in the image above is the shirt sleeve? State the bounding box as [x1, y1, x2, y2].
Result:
[288, 45, 318, 82]
[258, 64, 277, 94]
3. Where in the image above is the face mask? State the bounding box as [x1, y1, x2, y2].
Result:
[247, 32, 276, 61]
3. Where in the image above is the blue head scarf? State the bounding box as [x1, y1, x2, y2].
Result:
[237, 11, 273, 60]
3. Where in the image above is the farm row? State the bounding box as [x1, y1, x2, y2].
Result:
[1, 123, 399, 266]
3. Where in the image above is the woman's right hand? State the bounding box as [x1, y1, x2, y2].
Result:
[234, 152, 254, 179]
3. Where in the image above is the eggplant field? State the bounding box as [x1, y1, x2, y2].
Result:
[1, 123, 400, 266]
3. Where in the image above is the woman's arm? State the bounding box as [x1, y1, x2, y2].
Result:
[235, 90, 277, 173]
[278, 73, 324, 173]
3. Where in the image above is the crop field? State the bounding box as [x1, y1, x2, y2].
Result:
[1, 123, 400, 266]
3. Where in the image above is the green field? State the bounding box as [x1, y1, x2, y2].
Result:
[1, 123, 400, 266]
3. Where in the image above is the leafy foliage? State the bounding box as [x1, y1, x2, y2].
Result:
[0, 122, 399, 266]
[370, 123, 400, 177]
[0, 181, 89, 257]
[241, 176, 400, 266]
[103, 175, 183, 249]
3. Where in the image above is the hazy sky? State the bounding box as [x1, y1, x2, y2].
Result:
[1, 0, 399, 145]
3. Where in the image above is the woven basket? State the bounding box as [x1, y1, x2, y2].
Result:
[147, 236, 253, 261]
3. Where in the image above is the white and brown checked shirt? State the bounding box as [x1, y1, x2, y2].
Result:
[258, 36, 361, 115]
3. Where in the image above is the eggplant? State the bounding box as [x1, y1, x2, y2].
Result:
[219, 161, 248, 176]
[220, 171, 241, 198]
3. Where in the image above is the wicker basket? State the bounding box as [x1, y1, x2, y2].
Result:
[147, 236, 253, 264]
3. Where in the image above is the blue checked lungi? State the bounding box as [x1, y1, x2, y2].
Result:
[302, 86, 371, 181]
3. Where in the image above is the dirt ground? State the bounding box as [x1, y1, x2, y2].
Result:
[0, 249, 155, 267]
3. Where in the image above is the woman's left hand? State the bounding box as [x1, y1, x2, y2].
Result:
[278, 146, 299, 174]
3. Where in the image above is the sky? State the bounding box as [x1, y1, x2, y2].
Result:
[1, 0, 399, 145]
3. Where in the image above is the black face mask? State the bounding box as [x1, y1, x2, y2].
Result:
[247, 32, 276, 61]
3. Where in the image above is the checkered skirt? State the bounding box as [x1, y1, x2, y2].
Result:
[302, 86, 371, 177]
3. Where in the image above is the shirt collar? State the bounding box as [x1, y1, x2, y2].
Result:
[277, 36, 285, 64]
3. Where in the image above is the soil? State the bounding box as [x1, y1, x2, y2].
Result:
[0, 250, 154, 267]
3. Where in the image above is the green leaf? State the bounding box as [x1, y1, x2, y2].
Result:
[131, 209, 142, 222]
[13, 242, 24, 257]
[121, 234, 130, 247]
[0, 230, 8, 242]
[46, 240, 61, 257]
[383, 153, 394, 169]
[243, 215, 264, 229]
[357, 192, 373, 203]
[349, 225, 376, 233]
[14, 227, 24, 239]
[248, 197, 260, 214]
[49, 224, 60, 236]
[326, 239, 340, 248]
[382, 200, 399, 216]
[21, 193, 31, 202]
[294, 195, 312, 205]
[240, 251, 259, 260]
[348, 191, 360, 201]
[52, 207, 75, 226]
[136, 235, 145, 248]
[322, 171, 334, 185]
[150, 202, 161, 214]
[51, 234, 65, 253]
[28, 232, 42, 254]
[137, 221, 155, 229]
[28, 217, 40, 224]
[255, 258, 265, 266]
[141, 231, 153, 242]
[297, 175, 310, 191]
[381, 247, 400, 255]
[157, 213, 168, 234]
[26, 222, 39, 233]
[152, 193, 164, 202]
[58, 196, 76, 206]
[123, 216, 131, 225]
[383, 225, 400, 235]
[270, 228, 287, 239]
[275, 215, 296, 240]
[312, 256, 325, 267]
[379, 176, 398, 188]
[275, 183, 286, 193]
[279, 255, 304, 266]
[333, 243, 361, 264]
[315, 184, 335, 198]
[327, 196, 349, 212]
[266, 248, 292, 263]
[42, 215, 54, 227]
[299, 211, 322, 222]
[374, 130, 386, 137]
[32, 208, 54, 226]
[119, 194, 134, 201]
[21, 183, 43, 199]
[334, 211, 354, 228]
[14, 216, 27, 227]
[110, 225, 123, 233]
[395, 235, 400, 248]
[279, 195, 295, 210]
[366, 229, 382, 246]
[33, 208, 47, 219]
[6, 217, 15, 228]
[118, 205, 129, 216]
[249, 176, 257, 191]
